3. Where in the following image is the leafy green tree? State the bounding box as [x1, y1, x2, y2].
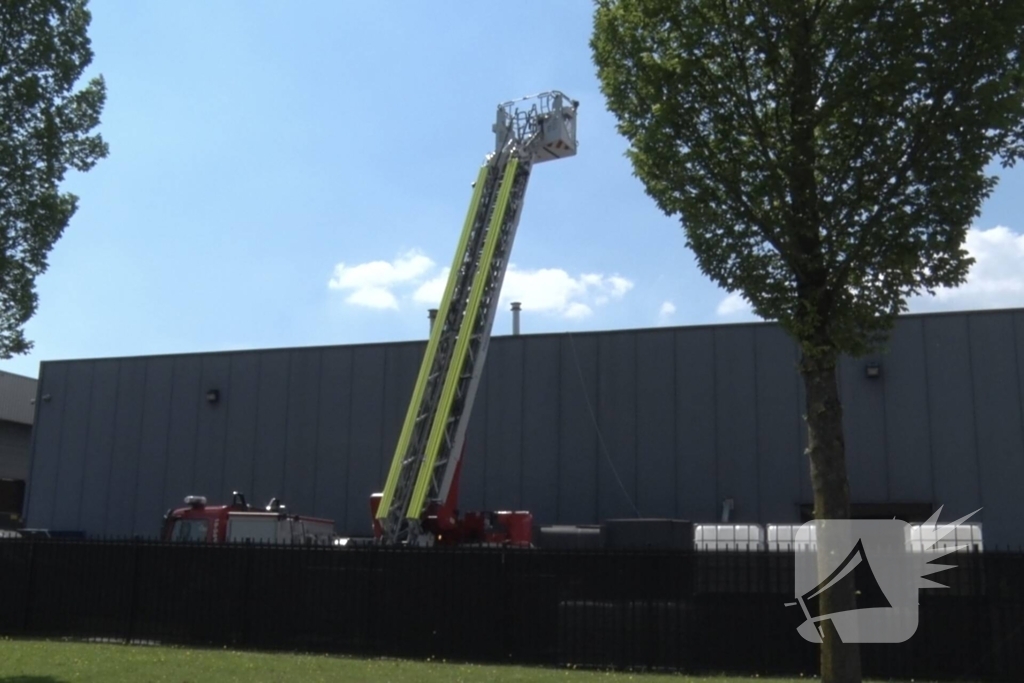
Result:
[0, 0, 108, 358]
[591, 1, 1024, 681]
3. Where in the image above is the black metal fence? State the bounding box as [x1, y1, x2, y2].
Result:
[0, 539, 1021, 681]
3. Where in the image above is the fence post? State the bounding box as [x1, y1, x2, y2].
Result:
[239, 543, 254, 648]
[21, 539, 35, 634]
[125, 538, 142, 645]
[501, 548, 511, 662]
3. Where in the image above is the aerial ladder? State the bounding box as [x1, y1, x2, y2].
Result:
[370, 91, 579, 547]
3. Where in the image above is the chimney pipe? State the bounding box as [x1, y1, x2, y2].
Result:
[511, 302, 521, 336]
[428, 308, 438, 334]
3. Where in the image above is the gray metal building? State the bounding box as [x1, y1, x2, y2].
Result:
[0, 369, 38, 526]
[20, 307, 1024, 546]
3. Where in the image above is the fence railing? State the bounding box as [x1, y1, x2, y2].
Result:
[0, 538, 1021, 681]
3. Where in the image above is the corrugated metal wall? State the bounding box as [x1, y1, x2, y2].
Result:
[0, 421, 32, 481]
[0, 370, 38, 425]
[22, 309, 1024, 545]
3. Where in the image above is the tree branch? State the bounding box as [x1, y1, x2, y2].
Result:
[810, 0, 832, 24]
[813, 0, 899, 152]
[719, 0, 789, 205]
[831, 50, 968, 292]
[784, 4, 824, 280]
[660, 1, 793, 270]
[633, 75, 792, 269]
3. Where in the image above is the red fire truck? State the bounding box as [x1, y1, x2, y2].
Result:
[161, 492, 336, 545]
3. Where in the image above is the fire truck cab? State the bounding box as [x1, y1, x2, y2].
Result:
[161, 492, 336, 545]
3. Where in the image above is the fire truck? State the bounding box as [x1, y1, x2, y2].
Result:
[161, 492, 335, 545]
[370, 91, 579, 548]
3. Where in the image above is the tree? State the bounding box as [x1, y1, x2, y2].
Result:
[590, 1, 1024, 681]
[0, 0, 108, 358]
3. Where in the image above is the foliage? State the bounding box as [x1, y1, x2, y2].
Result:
[592, 3, 1024, 681]
[591, 0, 1024, 359]
[0, 0, 108, 358]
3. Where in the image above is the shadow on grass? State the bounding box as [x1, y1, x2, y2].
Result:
[0, 678, 66, 683]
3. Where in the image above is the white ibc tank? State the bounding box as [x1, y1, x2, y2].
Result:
[694, 523, 765, 551]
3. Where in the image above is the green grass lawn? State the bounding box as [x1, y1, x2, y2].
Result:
[0, 638, 808, 683]
[0, 638, 963, 683]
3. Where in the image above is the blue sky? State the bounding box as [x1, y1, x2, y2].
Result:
[3, 0, 1023, 379]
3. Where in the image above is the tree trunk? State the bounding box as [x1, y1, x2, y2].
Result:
[800, 351, 862, 683]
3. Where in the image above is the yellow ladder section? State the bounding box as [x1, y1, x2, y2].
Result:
[375, 163, 491, 520]
[405, 158, 520, 519]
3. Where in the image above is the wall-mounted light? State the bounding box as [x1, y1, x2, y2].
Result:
[865, 363, 881, 379]
[205, 389, 220, 403]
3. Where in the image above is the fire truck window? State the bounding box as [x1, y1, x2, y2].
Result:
[171, 519, 209, 542]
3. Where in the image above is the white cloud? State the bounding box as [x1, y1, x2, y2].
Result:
[497, 268, 630, 319]
[346, 287, 399, 310]
[565, 302, 593, 319]
[413, 264, 634, 320]
[413, 269, 449, 306]
[717, 291, 752, 316]
[501, 266, 633, 318]
[658, 300, 677, 325]
[913, 226, 1024, 311]
[608, 276, 634, 297]
[334, 247, 636, 319]
[328, 250, 435, 309]
[710, 225, 1024, 318]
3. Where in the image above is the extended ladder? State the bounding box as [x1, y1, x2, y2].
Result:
[374, 92, 579, 545]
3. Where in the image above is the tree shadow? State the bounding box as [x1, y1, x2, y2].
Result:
[0, 677, 66, 683]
